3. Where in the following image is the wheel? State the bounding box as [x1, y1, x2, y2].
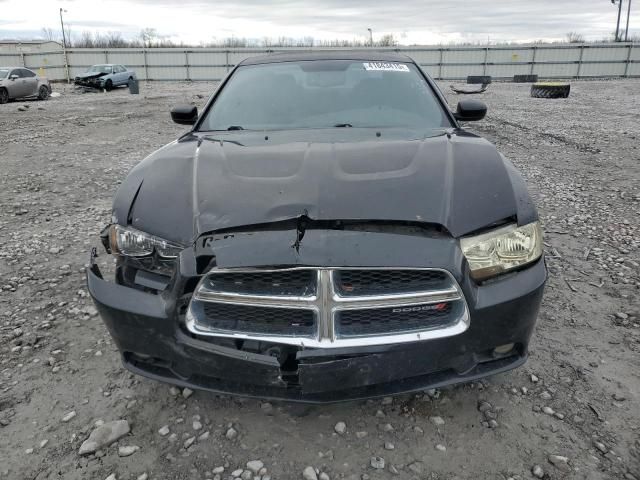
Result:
[531, 82, 570, 99]
[38, 85, 49, 100]
[0, 88, 8, 104]
[104, 79, 113, 91]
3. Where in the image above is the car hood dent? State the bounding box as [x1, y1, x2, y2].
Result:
[122, 132, 519, 245]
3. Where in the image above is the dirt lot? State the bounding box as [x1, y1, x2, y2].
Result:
[0, 79, 639, 480]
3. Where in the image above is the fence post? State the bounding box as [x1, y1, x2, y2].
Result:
[483, 46, 489, 76]
[438, 47, 443, 80]
[576, 45, 585, 78]
[226, 50, 230, 72]
[104, 50, 109, 63]
[143, 49, 149, 81]
[63, 46, 70, 83]
[185, 50, 190, 81]
[530, 46, 537, 75]
[20, 52, 26, 67]
[624, 43, 633, 77]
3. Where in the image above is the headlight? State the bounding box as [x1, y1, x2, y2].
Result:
[109, 225, 183, 258]
[460, 222, 543, 281]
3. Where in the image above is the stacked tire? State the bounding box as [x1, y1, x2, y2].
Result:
[531, 82, 571, 99]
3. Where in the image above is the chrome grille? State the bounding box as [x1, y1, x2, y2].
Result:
[190, 301, 316, 337]
[186, 268, 469, 348]
[334, 270, 449, 296]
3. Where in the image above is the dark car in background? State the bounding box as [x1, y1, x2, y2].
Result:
[87, 52, 546, 402]
[0, 67, 51, 103]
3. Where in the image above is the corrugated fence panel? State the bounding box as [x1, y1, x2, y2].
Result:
[404, 50, 441, 64]
[582, 46, 629, 61]
[0, 53, 23, 65]
[533, 63, 579, 78]
[104, 51, 145, 67]
[146, 65, 187, 80]
[67, 51, 110, 67]
[3, 44, 636, 81]
[535, 47, 581, 63]
[442, 49, 484, 65]
[188, 51, 229, 66]
[486, 63, 531, 77]
[23, 52, 65, 70]
[627, 62, 640, 75]
[189, 66, 228, 80]
[442, 64, 485, 79]
[581, 62, 627, 76]
[146, 51, 186, 66]
[487, 48, 535, 64]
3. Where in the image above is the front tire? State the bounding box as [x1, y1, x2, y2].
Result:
[38, 85, 50, 100]
[0, 88, 8, 104]
[104, 79, 113, 91]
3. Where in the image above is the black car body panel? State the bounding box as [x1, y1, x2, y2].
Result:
[116, 129, 522, 246]
[89, 52, 546, 402]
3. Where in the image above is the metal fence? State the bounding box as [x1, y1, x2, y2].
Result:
[1, 43, 638, 82]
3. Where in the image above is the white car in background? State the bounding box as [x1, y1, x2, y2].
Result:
[0, 67, 51, 103]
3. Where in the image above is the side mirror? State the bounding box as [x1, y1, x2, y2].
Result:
[171, 105, 198, 125]
[454, 99, 487, 122]
[9, 74, 18, 81]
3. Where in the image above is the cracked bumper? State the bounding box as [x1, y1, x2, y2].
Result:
[86, 252, 546, 403]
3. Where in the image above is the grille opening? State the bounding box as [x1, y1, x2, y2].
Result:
[335, 270, 450, 296]
[192, 301, 316, 337]
[205, 270, 316, 297]
[336, 301, 462, 338]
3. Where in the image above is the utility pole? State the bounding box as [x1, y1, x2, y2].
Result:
[59, 8, 67, 48]
[367, 28, 373, 46]
[625, 0, 632, 41]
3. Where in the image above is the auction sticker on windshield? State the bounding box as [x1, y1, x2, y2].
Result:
[363, 62, 410, 72]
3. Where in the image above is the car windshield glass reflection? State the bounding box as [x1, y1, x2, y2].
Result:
[199, 60, 452, 132]
[88, 65, 112, 73]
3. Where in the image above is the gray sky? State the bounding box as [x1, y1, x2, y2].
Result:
[0, 0, 636, 45]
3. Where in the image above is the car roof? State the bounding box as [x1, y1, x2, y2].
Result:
[238, 50, 414, 66]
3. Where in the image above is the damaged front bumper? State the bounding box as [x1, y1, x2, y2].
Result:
[74, 74, 107, 88]
[86, 237, 546, 403]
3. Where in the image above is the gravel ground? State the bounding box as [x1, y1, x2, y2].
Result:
[0, 79, 639, 480]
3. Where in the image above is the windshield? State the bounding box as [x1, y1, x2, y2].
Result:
[198, 60, 452, 132]
[0, 68, 9, 78]
[87, 65, 112, 73]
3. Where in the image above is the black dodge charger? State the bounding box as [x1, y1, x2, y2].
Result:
[87, 52, 546, 402]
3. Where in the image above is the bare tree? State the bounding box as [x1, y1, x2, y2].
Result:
[566, 31, 584, 43]
[377, 34, 398, 47]
[140, 28, 157, 48]
[41, 27, 56, 41]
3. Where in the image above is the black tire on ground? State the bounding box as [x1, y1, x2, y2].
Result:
[38, 85, 50, 100]
[104, 79, 113, 91]
[467, 75, 492, 84]
[531, 83, 571, 99]
[0, 88, 8, 104]
[514, 74, 538, 83]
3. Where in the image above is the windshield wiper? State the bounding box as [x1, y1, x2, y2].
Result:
[333, 123, 353, 128]
[227, 125, 244, 130]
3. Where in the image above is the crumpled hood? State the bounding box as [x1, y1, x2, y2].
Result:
[75, 72, 108, 80]
[117, 131, 524, 245]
